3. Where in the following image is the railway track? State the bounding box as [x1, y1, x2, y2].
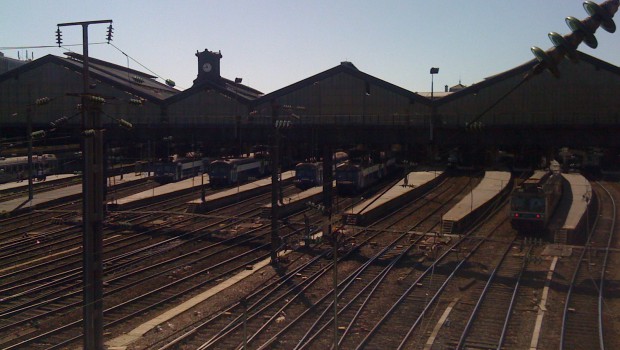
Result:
[558, 181, 617, 349]
[150, 174, 478, 349]
[0, 180, 333, 349]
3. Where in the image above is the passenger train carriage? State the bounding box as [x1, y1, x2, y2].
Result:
[336, 153, 396, 195]
[208, 156, 269, 187]
[510, 162, 563, 233]
[0, 154, 57, 183]
[153, 155, 205, 183]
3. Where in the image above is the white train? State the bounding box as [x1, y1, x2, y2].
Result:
[336, 154, 396, 194]
[208, 156, 270, 187]
[153, 156, 206, 183]
[0, 154, 58, 183]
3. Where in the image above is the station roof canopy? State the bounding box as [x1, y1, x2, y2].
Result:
[252, 60, 431, 107]
[434, 50, 620, 106]
[163, 74, 264, 106]
[0, 52, 180, 104]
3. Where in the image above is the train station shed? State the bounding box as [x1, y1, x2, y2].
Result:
[0, 52, 179, 132]
[163, 49, 264, 127]
[434, 51, 620, 148]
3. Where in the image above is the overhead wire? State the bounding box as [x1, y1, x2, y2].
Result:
[107, 42, 182, 89]
[0, 42, 107, 50]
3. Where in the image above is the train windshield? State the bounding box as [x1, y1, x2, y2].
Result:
[295, 165, 316, 178]
[336, 169, 357, 181]
[210, 163, 231, 176]
[511, 195, 545, 212]
[156, 164, 176, 174]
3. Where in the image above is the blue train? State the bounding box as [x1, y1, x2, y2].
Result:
[294, 151, 349, 189]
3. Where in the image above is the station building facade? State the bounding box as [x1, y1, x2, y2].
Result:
[0, 48, 619, 165]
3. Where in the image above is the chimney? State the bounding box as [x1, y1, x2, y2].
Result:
[444, 85, 448, 92]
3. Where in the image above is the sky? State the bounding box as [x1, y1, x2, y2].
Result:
[1, 0, 619, 94]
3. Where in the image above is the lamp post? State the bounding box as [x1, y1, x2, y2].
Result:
[270, 101, 281, 264]
[429, 67, 439, 143]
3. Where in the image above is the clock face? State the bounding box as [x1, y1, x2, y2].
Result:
[202, 62, 212, 73]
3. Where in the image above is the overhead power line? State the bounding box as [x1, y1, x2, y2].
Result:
[0, 42, 107, 50]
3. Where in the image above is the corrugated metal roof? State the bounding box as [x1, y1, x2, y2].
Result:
[62, 52, 179, 100]
[0, 53, 180, 104]
[164, 76, 263, 106]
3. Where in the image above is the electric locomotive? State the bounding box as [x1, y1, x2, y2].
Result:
[153, 155, 204, 183]
[208, 156, 269, 187]
[336, 153, 396, 195]
[294, 151, 348, 189]
[510, 166, 562, 233]
[294, 161, 323, 189]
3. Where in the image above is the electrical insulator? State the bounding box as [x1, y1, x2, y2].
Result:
[583, 1, 616, 33]
[118, 119, 133, 130]
[106, 24, 114, 43]
[50, 116, 69, 128]
[530, 0, 619, 78]
[89, 96, 105, 104]
[83, 129, 96, 137]
[165, 79, 176, 87]
[129, 98, 144, 105]
[548, 32, 578, 63]
[31, 130, 46, 139]
[35, 97, 50, 105]
[55, 28, 62, 47]
[566, 16, 598, 48]
[275, 120, 292, 128]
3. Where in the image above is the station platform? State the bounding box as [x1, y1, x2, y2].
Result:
[260, 181, 334, 218]
[187, 171, 295, 213]
[551, 173, 593, 244]
[0, 172, 149, 216]
[441, 171, 512, 235]
[108, 174, 209, 211]
[344, 170, 446, 226]
[0, 174, 78, 193]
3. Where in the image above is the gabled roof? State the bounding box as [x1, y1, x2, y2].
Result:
[252, 61, 430, 107]
[0, 53, 180, 104]
[163, 75, 263, 106]
[435, 50, 620, 105]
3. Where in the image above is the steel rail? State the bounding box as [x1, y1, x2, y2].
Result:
[597, 182, 616, 350]
[559, 181, 604, 349]
[497, 245, 533, 349]
[455, 238, 518, 348]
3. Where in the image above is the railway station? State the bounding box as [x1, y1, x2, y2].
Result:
[1, 3, 620, 349]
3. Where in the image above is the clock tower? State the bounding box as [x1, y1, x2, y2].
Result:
[194, 49, 222, 84]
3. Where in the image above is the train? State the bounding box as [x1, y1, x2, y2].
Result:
[208, 156, 269, 187]
[335, 152, 397, 195]
[510, 162, 563, 233]
[294, 151, 349, 189]
[0, 154, 58, 183]
[153, 155, 206, 183]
